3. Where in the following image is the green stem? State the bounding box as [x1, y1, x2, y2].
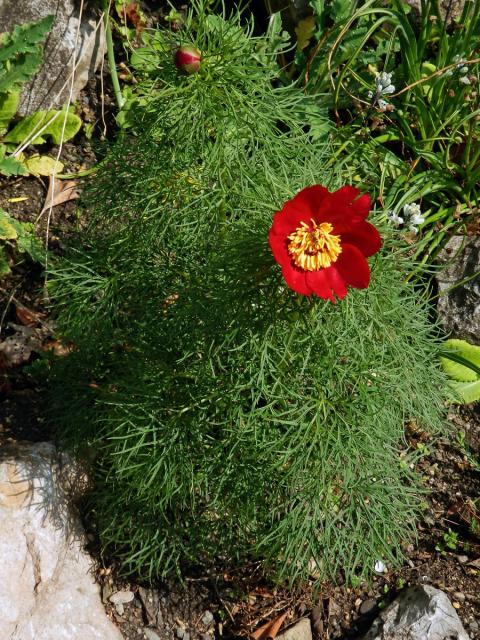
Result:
[103, 0, 125, 110]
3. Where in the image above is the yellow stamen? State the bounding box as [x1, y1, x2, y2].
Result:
[287, 220, 342, 271]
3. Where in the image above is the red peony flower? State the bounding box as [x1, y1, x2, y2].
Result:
[268, 185, 382, 302]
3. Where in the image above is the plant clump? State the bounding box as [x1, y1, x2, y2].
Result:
[48, 3, 446, 585]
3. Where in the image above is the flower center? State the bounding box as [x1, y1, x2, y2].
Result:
[287, 220, 342, 271]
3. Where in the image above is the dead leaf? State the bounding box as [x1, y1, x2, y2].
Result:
[41, 177, 79, 213]
[295, 16, 316, 51]
[15, 303, 46, 327]
[42, 339, 73, 357]
[468, 557, 480, 568]
[251, 611, 288, 640]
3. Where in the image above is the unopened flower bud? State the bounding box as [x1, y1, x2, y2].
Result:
[174, 45, 201, 75]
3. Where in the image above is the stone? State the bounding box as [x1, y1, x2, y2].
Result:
[109, 590, 135, 605]
[362, 585, 470, 640]
[277, 618, 312, 640]
[0, 441, 122, 640]
[144, 630, 162, 640]
[360, 599, 378, 616]
[0, 0, 105, 116]
[436, 236, 480, 345]
[201, 610, 214, 626]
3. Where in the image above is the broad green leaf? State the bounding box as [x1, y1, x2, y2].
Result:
[329, 0, 351, 22]
[0, 16, 53, 94]
[24, 154, 64, 177]
[441, 339, 480, 382]
[0, 91, 20, 134]
[16, 232, 45, 263]
[448, 379, 480, 404]
[0, 145, 27, 176]
[4, 109, 82, 145]
[0, 208, 18, 240]
[0, 248, 10, 276]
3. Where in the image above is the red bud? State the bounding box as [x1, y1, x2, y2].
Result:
[174, 45, 201, 75]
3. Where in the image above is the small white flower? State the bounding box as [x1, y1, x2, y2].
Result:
[374, 560, 387, 574]
[459, 66, 469, 74]
[377, 99, 388, 111]
[459, 75, 471, 85]
[410, 212, 425, 227]
[368, 90, 374, 99]
[403, 202, 422, 220]
[387, 210, 404, 226]
[375, 71, 395, 95]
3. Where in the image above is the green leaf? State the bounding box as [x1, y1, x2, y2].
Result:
[16, 231, 45, 263]
[0, 248, 11, 276]
[441, 339, 480, 382]
[0, 208, 18, 240]
[448, 379, 480, 404]
[0, 144, 27, 176]
[3, 109, 82, 145]
[0, 91, 20, 134]
[329, 0, 351, 22]
[0, 16, 54, 94]
[23, 154, 64, 177]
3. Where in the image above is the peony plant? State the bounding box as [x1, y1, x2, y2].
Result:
[48, 3, 446, 586]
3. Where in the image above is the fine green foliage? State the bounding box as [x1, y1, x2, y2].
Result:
[297, 0, 480, 265]
[441, 339, 480, 404]
[48, 3, 446, 585]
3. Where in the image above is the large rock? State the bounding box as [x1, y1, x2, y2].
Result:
[0, 0, 105, 115]
[437, 236, 480, 345]
[277, 618, 312, 640]
[362, 585, 470, 640]
[0, 441, 122, 640]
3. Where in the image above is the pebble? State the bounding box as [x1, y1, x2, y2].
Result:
[458, 555, 469, 564]
[359, 598, 377, 615]
[453, 592, 465, 603]
[110, 590, 135, 605]
[469, 621, 479, 631]
[115, 603, 125, 616]
[144, 630, 161, 640]
[201, 611, 214, 626]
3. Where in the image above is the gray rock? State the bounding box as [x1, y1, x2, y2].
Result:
[144, 630, 162, 640]
[0, 441, 122, 640]
[201, 611, 214, 626]
[0, 0, 105, 116]
[362, 585, 470, 640]
[109, 590, 135, 605]
[277, 618, 312, 640]
[360, 599, 378, 616]
[437, 236, 480, 345]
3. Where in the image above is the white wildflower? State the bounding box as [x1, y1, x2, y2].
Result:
[459, 75, 471, 85]
[374, 560, 387, 574]
[387, 210, 404, 226]
[403, 202, 424, 233]
[375, 71, 395, 96]
[377, 99, 388, 111]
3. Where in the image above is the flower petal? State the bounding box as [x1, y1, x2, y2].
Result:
[268, 229, 290, 266]
[330, 186, 371, 219]
[325, 266, 348, 300]
[305, 269, 335, 301]
[272, 185, 331, 235]
[335, 244, 371, 289]
[282, 264, 311, 296]
[339, 221, 382, 257]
